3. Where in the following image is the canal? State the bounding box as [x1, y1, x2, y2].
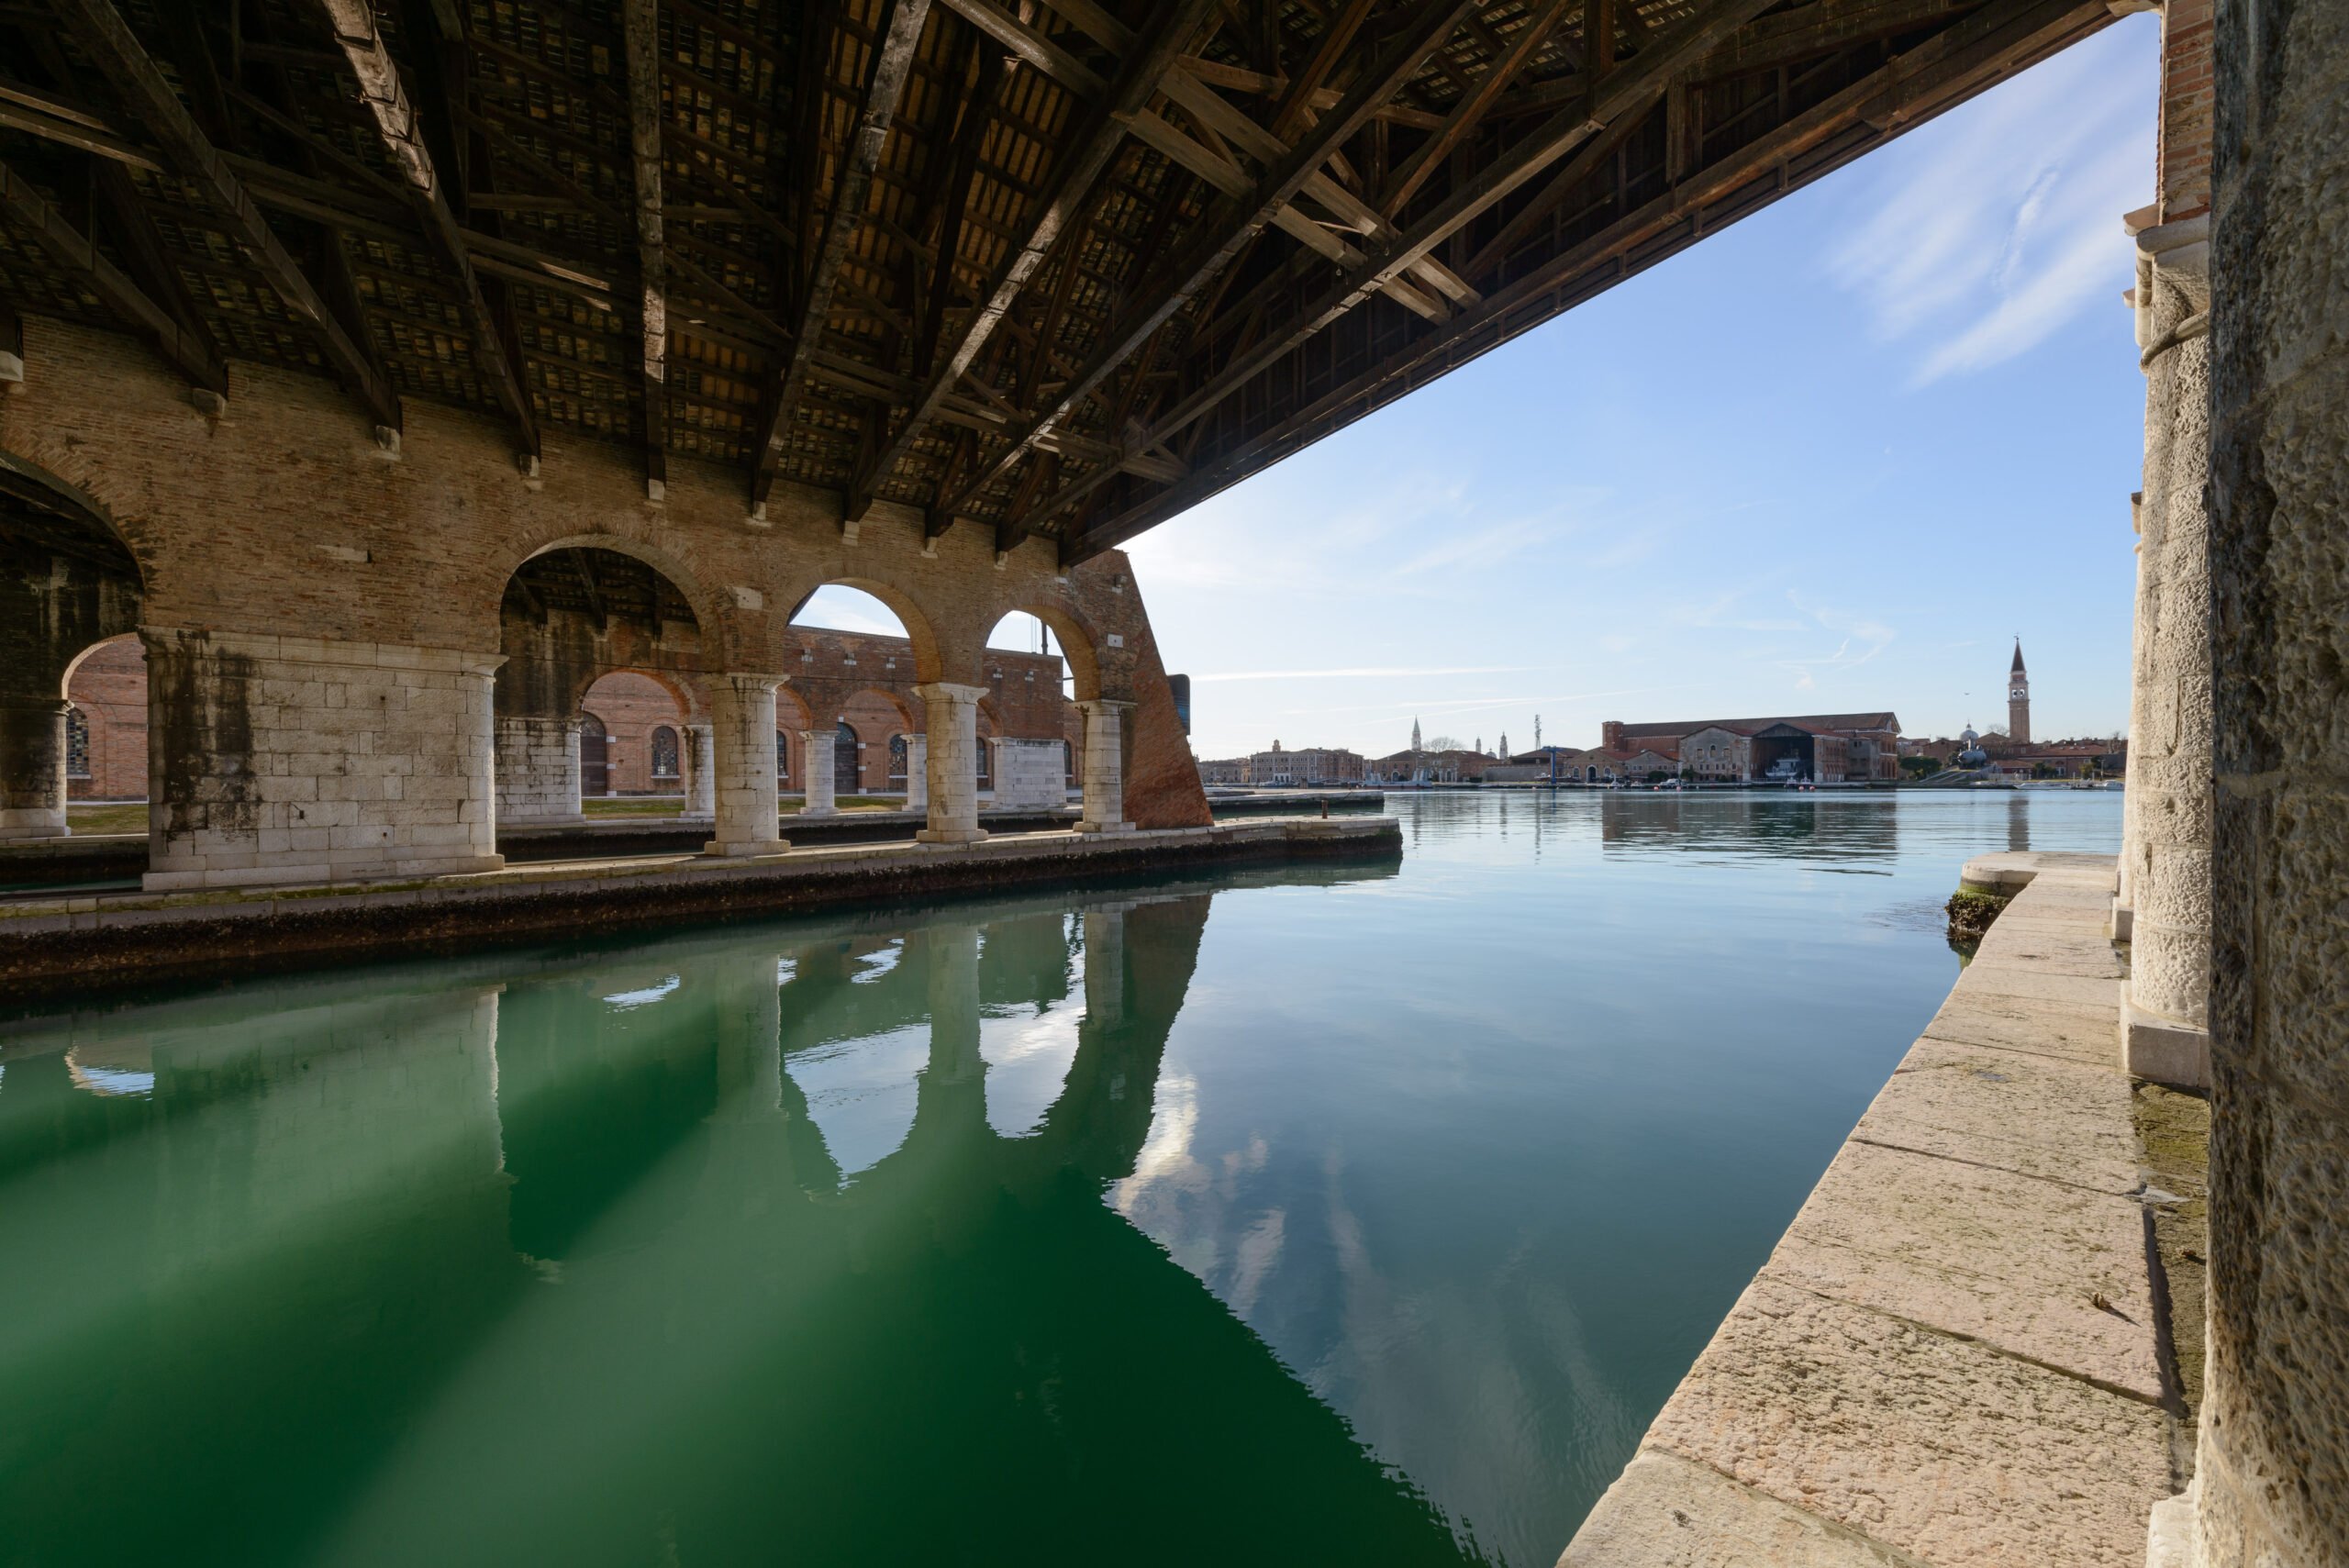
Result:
[0, 789, 2121, 1568]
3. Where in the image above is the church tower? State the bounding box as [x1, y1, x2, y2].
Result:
[2008, 640, 2032, 745]
[1411, 717, 1422, 752]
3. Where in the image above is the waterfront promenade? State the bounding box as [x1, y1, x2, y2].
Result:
[1564, 851, 2176, 1566]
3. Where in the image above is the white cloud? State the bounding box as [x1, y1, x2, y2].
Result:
[1825, 22, 2156, 384]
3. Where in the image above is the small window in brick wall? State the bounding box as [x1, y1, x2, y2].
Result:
[888, 733, 907, 784]
[775, 732, 791, 784]
[1064, 740, 1075, 786]
[65, 706, 90, 779]
[651, 726, 680, 779]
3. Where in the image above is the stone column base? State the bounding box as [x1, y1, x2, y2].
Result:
[916, 826, 987, 845]
[144, 851, 506, 893]
[701, 837, 789, 859]
[1074, 819, 1133, 834]
[2110, 897, 2134, 941]
[799, 806, 838, 819]
[2121, 987, 2211, 1088]
[0, 809, 69, 840]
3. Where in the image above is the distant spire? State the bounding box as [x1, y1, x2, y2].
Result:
[1411, 717, 1422, 751]
[2011, 638, 2026, 673]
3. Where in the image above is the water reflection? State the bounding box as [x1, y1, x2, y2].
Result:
[0, 862, 1490, 1568]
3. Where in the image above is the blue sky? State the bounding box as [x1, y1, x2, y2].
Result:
[804, 16, 2160, 761]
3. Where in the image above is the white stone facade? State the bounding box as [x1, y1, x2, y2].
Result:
[140, 630, 505, 890]
[494, 713, 583, 825]
[988, 736, 1066, 809]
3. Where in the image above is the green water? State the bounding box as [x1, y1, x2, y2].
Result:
[0, 789, 2121, 1568]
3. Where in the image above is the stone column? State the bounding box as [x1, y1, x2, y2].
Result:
[799, 728, 837, 817]
[1075, 698, 1135, 833]
[913, 682, 987, 845]
[141, 629, 505, 889]
[2119, 217, 2212, 1090]
[681, 722, 715, 821]
[700, 673, 786, 858]
[903, 733, 928, 811]
[2194, 4, 2349, 1559]
[0, 695, 69, 840]
[494, 714, 583, 825]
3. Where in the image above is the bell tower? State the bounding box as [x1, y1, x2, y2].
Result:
[2008, 639, 2031, 745]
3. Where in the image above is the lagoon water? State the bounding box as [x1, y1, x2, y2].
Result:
[0, 789, 2121, 1568]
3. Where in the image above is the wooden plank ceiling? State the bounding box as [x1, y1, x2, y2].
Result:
[0, 0, 2113, 563]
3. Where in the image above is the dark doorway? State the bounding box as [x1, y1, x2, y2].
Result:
[580, 713, 610, 796]
[835, 719, 860, 796]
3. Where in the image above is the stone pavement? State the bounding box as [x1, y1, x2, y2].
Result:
[1562, 851, 2178, 1567]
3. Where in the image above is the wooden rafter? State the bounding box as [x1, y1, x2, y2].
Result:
[947, 0, 1486, 526]
[1065, 0, 2114, 561]
[751, 0, 936, 514]
[50, 0, 402, 431]
[316, 0, 540, 459]
[843, 0, 1222, 523]
[621, 0, 669, 493]
[1024, 0, 1785, 536]
[0, 158, 227, 395]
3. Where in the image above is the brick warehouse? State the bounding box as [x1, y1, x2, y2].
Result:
[0, 321, 1207, 882]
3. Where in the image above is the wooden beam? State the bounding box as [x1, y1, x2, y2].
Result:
[1030, 0, 1787, 535]
[0, 159, 228, 395]
[621, 0, 669, 492]
[50, 0, 401, 432]
[843, 0, 1219, 522]
[316, 0, 539, 458]
[751, 0, 934, 512]
[1378, 0, 1575, 215]
[1065, 0, 2114, 561]
[953, 0, 1486, 523]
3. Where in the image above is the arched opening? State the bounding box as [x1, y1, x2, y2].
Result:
[59, 633, 146, 808]
[2, 452, 144, 840]
[577, 670, 692, 799]
[983, 610, 1097, 814]
[496, 545, 707, 828]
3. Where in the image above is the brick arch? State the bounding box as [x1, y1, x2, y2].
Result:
[775, 574, 948, 683]
[0, 439, 154, 590]
[982, 604, 1102, 702]
[501, 529, 727, 647]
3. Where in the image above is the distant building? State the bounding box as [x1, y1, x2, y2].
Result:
[2009, 639, 2032, 745]
[1597, 713, 1902, 783]
[1243, 741, 1366, 786]
[1195, 757, 1248, 786]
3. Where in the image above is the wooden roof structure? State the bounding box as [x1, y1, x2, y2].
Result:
[0, 0, 2113, 564]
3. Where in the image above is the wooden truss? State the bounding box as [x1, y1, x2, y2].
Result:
[0, 0, 2112, 559]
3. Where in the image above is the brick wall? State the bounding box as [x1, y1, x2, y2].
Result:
[65, 636, 146, 800]
[2158, 0, 2213, 222]
[0, 317, 1208, 835]
[580, 671, 687, 795]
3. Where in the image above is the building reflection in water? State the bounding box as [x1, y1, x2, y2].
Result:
[0, 857, 1485, 1568]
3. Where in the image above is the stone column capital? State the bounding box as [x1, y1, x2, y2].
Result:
[717, 671, 784, 696]
[0, 695, 72, 716]
[1075, 697, 1136, 717]
[913, 681, 990, 705]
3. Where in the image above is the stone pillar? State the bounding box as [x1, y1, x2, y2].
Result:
[681, 722, 714, 821]
[2119, 216, 2212, 1090]
[2195, 0, 2349, 1559]
[799, 728, 837, 817]
[903, 733, 928, 811]
[141, 629, 505, 890]
[913, 682, 987, 845]
[0, 695, 69, 840]
[1075, 698, 1135, 833]
[700, 673, 786, 858]
[494, 714, 583, 825]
